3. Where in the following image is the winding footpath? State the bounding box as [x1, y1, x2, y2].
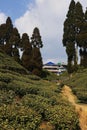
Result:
[62, 85, 87, 130]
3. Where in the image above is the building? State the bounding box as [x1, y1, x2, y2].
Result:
[43, 62, 67, 75]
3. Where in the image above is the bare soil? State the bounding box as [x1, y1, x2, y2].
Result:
[39, 121, 54, 130]
[62, 85, 87, 130]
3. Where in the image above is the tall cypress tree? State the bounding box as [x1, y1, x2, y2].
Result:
[9, 27, 20, 47]
[4, 17, 13, 56]
[21, 33, 32, 71]
[9, 27, 20, 62]
[66, 42, 75, 73]
[74, 2, 84, 37]
[31, 47, 43, 76]
[63, 0, 76, 73]
[31, 27, 43, 76]
[75, 2, 84, 66]
[82, 9, 87, 67]
[31, 27, 43, 48]
[76, 8, 87, 67]
[5, 17, 13, 43]
[0, 23, 7, 46]
[63, 0, 85, 72]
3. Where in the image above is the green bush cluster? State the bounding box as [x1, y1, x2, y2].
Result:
[21, 94, 80, 130]
[0, 52, 80, 129]
[63, 68, 87, 103]
[45, 105, 80, 130]
[0, 52, 27, 74]
[0, 90, 15, 105]
[0, 104, 41, 130]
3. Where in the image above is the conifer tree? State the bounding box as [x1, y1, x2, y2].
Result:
[31, 27, 43, 76]
[63, 0, 76, 73]
[74, 2, 84, 66]
[0, 23, 7, 45]
[82, 10, 87, 67]
[12, 47, 20, 63]
[6, 17, 13, 43]
[9, 27, 20, 47]
[76, 8, 87, 67]
[74, 2, 84, 38]
[4, 17, 13, 56]
[21, 33, 32, 71]
[66, 42, 75, 73]
[31, 47, 43, 76]
[8, 27, 20, 62]
[31, 27, 43, 48]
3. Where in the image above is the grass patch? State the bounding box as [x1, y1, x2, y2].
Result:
[62, 68, 87, 103]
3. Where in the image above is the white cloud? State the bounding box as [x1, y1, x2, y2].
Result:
[0, 12, 7, 24]
[15, 0, 86, 63]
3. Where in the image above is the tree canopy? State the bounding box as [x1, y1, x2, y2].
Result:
[0, 17, 43, 76]
[63, 0, 87, 73]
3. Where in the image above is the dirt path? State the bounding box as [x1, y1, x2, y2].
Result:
[62, 85, 87, 130]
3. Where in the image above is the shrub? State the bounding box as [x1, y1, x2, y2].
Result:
[0, 104, 41, 130]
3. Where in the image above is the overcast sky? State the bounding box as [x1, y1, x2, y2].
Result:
[0, 0, 87, 63]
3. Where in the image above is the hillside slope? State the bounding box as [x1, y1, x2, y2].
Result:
[62, 69, 87, 103]
[0, 51, 28, 74]
[0, 52, 80, 130]
[62, 85, 87, 130]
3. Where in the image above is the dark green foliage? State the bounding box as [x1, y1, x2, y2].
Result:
[0, 17, 20, 58]
[63, 0, 76, 46]
[31, 27, 43, 48]
[66, 42, 75, 73]
[66, 42, 75, 59]
[63, 0, 87, 72]
[4, 43, 12, 56]
[21, 33, 31, 50]
[32, 47, 43, 76]
[0, 17, 43, 76]
[76, 8, 87, 67]
[74, 2, 84, 35]
[21, 29, 43, 76]
[5, 17, 13, 43]
[21, 33, 33, 71]
[63, 0, 77, 73]
[30, 27, 43, 76]
[9, 27, 20, 47]
[0, 24, 7, 45]
[8, 27, 20, 61]
[3, 17, 13, 55]
[12, 47, 20, 63]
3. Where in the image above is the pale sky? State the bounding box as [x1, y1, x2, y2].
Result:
[0, 0, 87, 63]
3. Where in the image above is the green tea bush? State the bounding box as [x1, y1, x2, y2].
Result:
[63, 69, 87, 103]
[0, 52, 81, 129]
[0, 90, 15, 105]
[22, 94, 80, 130]
[0, 104, 41, 130]
[45, 105, 80, 130]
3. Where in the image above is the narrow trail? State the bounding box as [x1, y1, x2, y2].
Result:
[62, 85, 87, 130]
